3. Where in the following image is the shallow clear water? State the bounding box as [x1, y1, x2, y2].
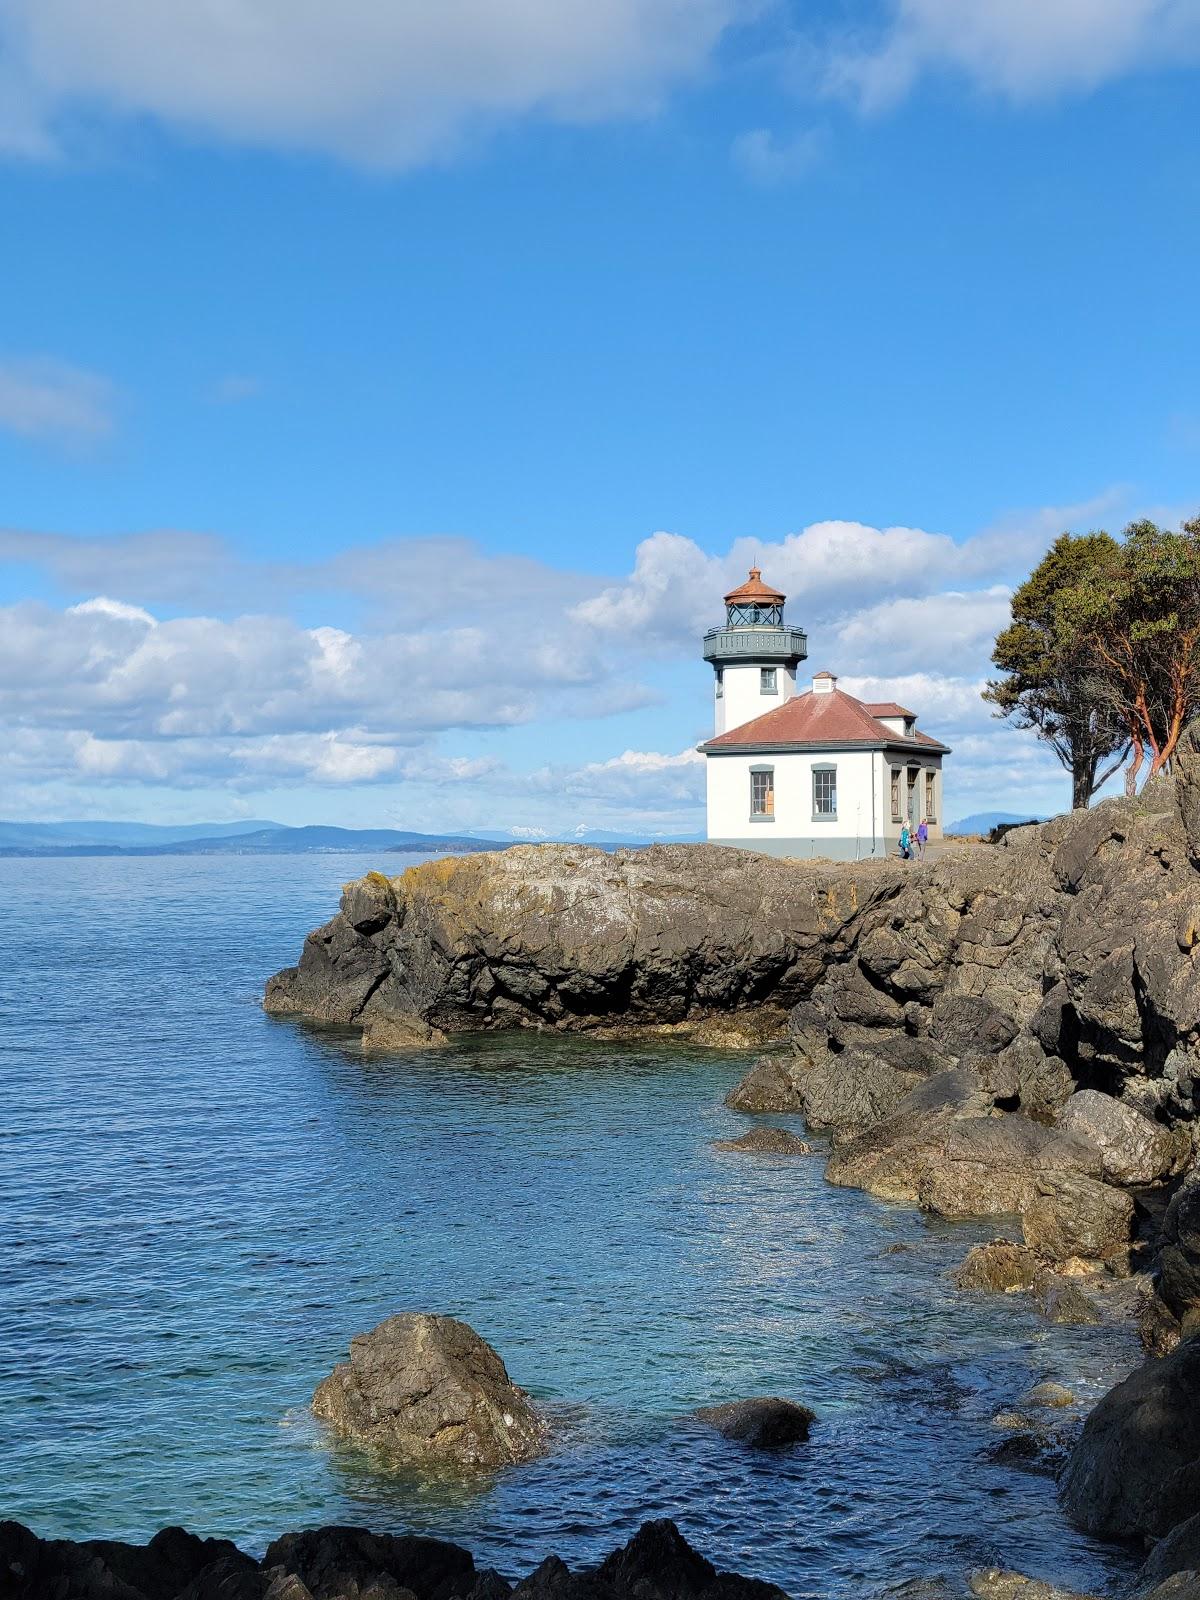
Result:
[0, 853, 1143, 1595]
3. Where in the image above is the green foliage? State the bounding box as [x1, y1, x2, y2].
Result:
[984, 532, 1127, 808]
[1056, 517, 1200, 781]
[988, 516, 1200, 800]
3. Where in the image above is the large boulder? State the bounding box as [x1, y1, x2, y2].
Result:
[827, 1067, 1104, 1222]
[1161, 1175, 1200, 1324]
[1061, 1335, 1200, 1539]
[692, 1398, 815, 1448]
[1021, 1174, 1137, 1269]
[261, 1527, 479, 1600]
[1055, 1090, 1179, 1187]
[952, 1240, 1041, 1293]
[0, 1522, 254, 1600]
[795, 1050, 918, 1141]
[724, 1056, 805, 1113]
[312, 1314, 545, 1470]
[1137, 1513, 1200, 1595]
[824, 1068, 993, 1203]
[915, 1117, 1102, 1221]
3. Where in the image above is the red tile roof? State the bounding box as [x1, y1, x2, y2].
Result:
[724, 566, 786, 605]
[702, 686, 950, 754]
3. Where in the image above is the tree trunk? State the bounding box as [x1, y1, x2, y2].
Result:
[1071, 755, 1095, 810]
[1125, 734, 1144, 796]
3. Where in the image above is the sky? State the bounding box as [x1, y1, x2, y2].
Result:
[0, 0, 1198, 837]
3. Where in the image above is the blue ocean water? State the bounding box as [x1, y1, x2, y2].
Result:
[0, 853, 1142, 1596]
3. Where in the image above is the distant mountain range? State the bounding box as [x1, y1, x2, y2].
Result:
[945, 811, 1045, 836]
[0, 820, 700, 857]
[0, 821, 497, 857]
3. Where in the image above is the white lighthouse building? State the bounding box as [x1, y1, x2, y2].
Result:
[699, 568, 950, 859]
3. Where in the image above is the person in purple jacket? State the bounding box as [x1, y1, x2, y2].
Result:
[916, 817, 929, 860]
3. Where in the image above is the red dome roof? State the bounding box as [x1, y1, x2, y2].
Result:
[724, 567, 785, 605]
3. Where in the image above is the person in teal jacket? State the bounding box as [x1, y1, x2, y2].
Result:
[898, 822, 912, 860]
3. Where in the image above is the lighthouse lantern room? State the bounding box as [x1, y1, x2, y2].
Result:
[702, 568, 808, 736]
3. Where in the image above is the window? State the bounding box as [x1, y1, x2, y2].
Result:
[925, 769, 937, 822]
[750, 768, 774, 819]
[890, 767, 902, 822]
[812, 765, 837, 820]
[714, 667, 723, 699]
[760, 667, 777, 694]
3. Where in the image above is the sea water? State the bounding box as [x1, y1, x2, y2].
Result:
[0, 852, 1143, 1596]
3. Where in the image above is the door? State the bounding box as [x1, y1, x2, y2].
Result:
[907, 767, 919, 825]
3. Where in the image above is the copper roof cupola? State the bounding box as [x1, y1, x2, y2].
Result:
[723, 567, 787, 624]
[703, 567, 807, 666]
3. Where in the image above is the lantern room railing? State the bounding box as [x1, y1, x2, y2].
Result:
[702, 625, 808, 664]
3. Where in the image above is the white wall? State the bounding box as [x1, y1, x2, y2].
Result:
[707, 748, 944, 856]
[707, 748, 880, 854]
[714, 659, 796, 736]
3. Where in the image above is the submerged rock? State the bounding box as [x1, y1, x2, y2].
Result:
[711, 1128, 812, 1156]
[692, 1397, 816, 1448]
[952, 1241, 1041, 1293]
[312, 1314, 545, 1471]
[1028, 1269, 1102, 1327]
[1060, 1334, 1200, 1539]
[968, 1571, 1098, 1600]
[1017, 1382, 1076, 1409]
[362, 1014, 448, 1050]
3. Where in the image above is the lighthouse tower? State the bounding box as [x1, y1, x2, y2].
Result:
[702, 568, 808, 735]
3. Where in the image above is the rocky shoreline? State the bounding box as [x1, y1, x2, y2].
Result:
[0, 1515, 787, 1600]
[37, 729, 1194, 1599]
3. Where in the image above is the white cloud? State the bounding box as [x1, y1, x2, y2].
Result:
[731, 125, 825, 186]
[67, 595, 158, 627]
[0, 499, 1137, 823]
[827, 0, 1200, 110]
[832, 587, 1012, 674]
[0, 0, 751, 166]
[0, 358, 114, 442]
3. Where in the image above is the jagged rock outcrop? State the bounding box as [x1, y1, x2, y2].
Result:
[267, 734, 1200, 1252]
[0, 1518, 787, 1600]
[312, 1314, 545, 1471]
[264, 851, 903, 1045]
[266, 748, 1199, 1110]
[1060, 1334, 1200, 1540]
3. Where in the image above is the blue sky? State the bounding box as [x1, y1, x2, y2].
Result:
[1, 0, 1198, 834]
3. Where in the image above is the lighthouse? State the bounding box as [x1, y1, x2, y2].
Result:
[702, 568, 808, 735]
[699, 567, 951, 859]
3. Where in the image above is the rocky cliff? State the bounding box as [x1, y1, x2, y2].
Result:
[265, 733, 1200, 1136]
